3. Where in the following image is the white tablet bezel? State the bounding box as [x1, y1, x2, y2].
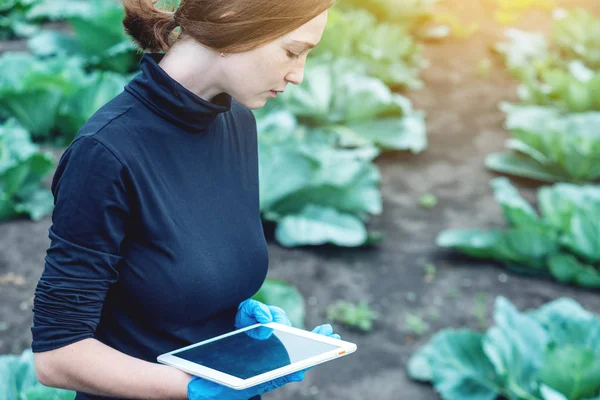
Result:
[157, 322, 357, 390]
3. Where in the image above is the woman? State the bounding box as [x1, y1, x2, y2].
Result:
[30, 0, 338, 398]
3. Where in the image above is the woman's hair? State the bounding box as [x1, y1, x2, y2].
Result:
[122, 0, 337, 53]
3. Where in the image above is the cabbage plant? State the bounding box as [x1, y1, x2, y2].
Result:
[437, 178, 600, 288]
[408, 296, 600, 400]
[264, 55, 427, 153]
[0, 52, 86, 140]
[338, 0, 441, 30]
[0, 349, 75, 400]
[495, 9, 600, 113]
[486, 103, 600, 183]
[256, 109, 382, 248]
[25, 0, 139, 73]
[253, 279, 306, 329]
[0, 52, 133, 145]
[0, 118, 55, 222]
[313, 8, 427, 89]
[0, 0, 41, 39]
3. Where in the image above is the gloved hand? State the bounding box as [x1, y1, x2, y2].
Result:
[302, 324, 341, 373]
[311, 323, 341, 341]
[187, 369, 304, 400]
[187, 324, 341, 400]
[235, 298, 292, 329]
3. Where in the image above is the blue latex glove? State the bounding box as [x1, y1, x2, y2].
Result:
[187, 370, 304, 400]
[235, 298, 291, 329]
[187, 324, 341, 399]
[311, 323, 341, 341]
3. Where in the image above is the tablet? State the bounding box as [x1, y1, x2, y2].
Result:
[157, 322, 357, 390]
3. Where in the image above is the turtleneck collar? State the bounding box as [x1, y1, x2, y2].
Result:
[125, 53, 232, 133]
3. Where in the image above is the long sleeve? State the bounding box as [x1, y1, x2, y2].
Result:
[31, 135, 131, 353]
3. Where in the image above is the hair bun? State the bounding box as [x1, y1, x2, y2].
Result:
[123, 0, 180, 52]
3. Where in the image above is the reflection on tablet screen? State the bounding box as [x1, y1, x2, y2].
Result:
[173, 327, 341, 379]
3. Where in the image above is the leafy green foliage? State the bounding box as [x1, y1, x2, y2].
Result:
[495, 27, 548, 76]
[406, 313, 429, 336]
[408, 329, 503, 400]
[255, 26, 427, 244]
[256, 109, 382, 247]
[0, 52, 87, 140]
[264, 55, 427, 152]
[55, 71, 132, 145]
[408, 296, 600, 400]
[326, 300, 378, 332]
[275, 205, 370, 248]
[253, 279, 306, 329]
[0, 118, 55, 222]
[485, 103, 600, 183]
[26, 0, 140, 73]
[0, 52, 132, 145]
[551, 9, 600, 70]
[424, 263, 437, 282]
[337, 0, 441, 30]
[313, 8, 427, 89]
[508, 59, 600, 113]
[419, 193, 437, 209]
[0, 349, 75, 400]
[474, 292, 488, 331]
[1, 1, 142, 144]
[495, 9, 600, 113]
[0, 0, 41, 40]
[436, 177, 600, 288]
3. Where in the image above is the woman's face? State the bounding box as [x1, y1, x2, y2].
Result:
[221, 10, 329, 110]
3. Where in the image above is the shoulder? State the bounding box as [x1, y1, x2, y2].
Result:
[51, 134, 130, 206]
[67, 135, 124, 167]
[55, 136, 126, 188]
[69, 92, 144, 165]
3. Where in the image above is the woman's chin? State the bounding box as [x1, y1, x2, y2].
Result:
[240, 96, 271, 111]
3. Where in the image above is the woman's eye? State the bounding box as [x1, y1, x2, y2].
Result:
[286, 51, 300, 59]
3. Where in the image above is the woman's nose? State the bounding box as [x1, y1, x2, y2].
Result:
[286, 64, 305, 86]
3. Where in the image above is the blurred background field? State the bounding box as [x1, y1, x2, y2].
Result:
[1, 0, 600, 399]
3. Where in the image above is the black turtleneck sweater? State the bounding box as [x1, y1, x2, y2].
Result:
[31, 53, 269, 400]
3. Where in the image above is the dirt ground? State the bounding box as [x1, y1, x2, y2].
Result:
[1, 2, 600, 400]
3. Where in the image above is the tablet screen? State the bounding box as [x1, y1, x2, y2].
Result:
[172, 326, 341, 379]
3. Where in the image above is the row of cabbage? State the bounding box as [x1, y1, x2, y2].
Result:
[489, 8, 600, 182]
[409, 296, 600, 400]
[0, 0, 434, 248]
[410, 7, 600, 400]
[437, 9, 600, 290]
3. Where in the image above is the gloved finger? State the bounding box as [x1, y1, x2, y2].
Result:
[267, 377, 287, 391]
[282, 370, 305, 384]
[330, 333, 341, 340]
[268, 305, 291, 326]
[300, 365, 314, 374]
[268, 370, 304, 391]
[249, 300, 273, 324]
[311, 324, 333, 336]
[288, 370, 305, 382]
